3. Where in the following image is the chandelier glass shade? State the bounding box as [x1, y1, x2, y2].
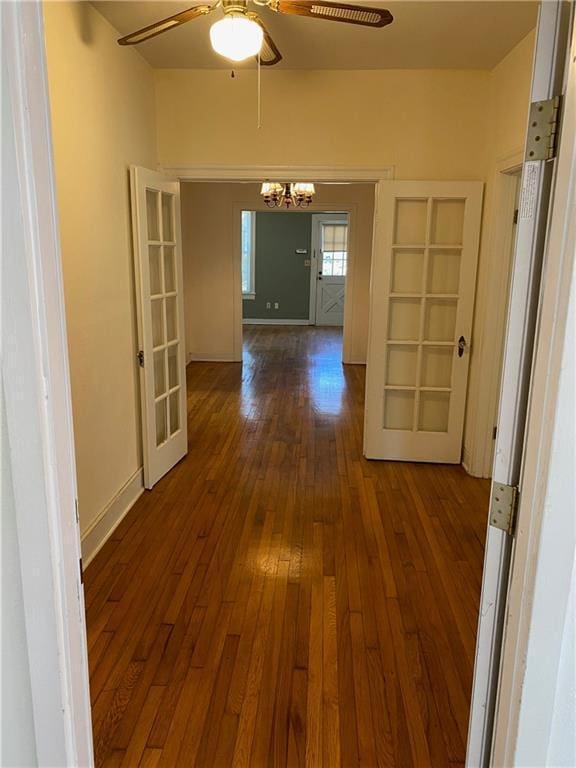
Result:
[210, 14, 264, 62]
[260, 182, 316, 208]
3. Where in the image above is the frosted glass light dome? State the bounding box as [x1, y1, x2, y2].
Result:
[210, 15, 264, 62]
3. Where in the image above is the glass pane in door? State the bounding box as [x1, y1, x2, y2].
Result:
[427, 249, 461, 294]
[155, 398, 167, 445]
[391, 249, 424, 293]
[418, 391, 450, 432]
[164, 246, 176, 292]
[169, 390, 180, 435]
[154, 349, 166, 398]
[162, 193, 174, 242]
[167, 345, 179, 388]
[421, 347, 453, 388]
[149, 246, 162, 295]
[394, 199, 427, 245]
[384, 390, 415, 430]
[430, 199, 465, 245]
[151, 299, 165, 347]
[165, 297, 177, 342]
[146, 189, 160, 241]
[386, 346, 418, 386]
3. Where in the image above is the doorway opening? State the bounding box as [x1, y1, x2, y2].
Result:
[240, 209, 350, 332]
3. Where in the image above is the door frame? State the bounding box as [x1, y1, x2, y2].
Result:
[173, 165, 394, 365]
[3, 2, 93, 764]
[490, 8, 576, 763]
[230, 199, 363, 361]
[463, 154, 523, 478]
[467, 2, 573, 765]
[309, 212, 349, 326]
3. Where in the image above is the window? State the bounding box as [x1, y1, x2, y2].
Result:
[321, 223, 348, 276]
[241, 210, 256, 298]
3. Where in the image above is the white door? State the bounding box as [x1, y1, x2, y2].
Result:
[130, 166, 187, 489]
[364, 181, 483, 463]
[312, 214, 348, 326]
[468, 2, 572, 765]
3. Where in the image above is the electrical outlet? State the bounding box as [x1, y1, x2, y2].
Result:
[274, 302, 279, 310]
[266, 302, 271, 309]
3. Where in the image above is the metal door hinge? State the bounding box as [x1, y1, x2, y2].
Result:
[489, 482, 519, 536]
[75, 498, 79, 524]
[79, 557, 84, 584]
[137, 350, 145, 367]
[513, 208, 519, 224]
[526, 96, 562, 161]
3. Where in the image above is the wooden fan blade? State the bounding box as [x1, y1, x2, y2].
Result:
[248, 13, 283, 66]
[118, 4, 214, 45]
[277, 0, 392, 28]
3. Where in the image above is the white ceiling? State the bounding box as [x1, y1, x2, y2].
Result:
[92, 0, 538, 70]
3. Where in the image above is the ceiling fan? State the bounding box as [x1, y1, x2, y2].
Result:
[118, 0, 393, 67]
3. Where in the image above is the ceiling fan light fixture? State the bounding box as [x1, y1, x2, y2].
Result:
[210, 14, 264, 62]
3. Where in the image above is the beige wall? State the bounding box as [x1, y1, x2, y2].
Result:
[156, 68, 490, 180]
[166, 67, 492, 367]
[44, 2, 157, 543]
[464, 30, 535, 475]
[181, 183, 375, 363]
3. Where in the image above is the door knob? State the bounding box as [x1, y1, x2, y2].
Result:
[458, 335, 467, 357]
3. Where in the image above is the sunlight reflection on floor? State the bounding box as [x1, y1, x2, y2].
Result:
[240, 327, 346, 419]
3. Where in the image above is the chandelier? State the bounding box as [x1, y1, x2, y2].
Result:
[260, 182, 316, 209]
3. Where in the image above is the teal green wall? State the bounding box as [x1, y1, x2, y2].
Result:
[243, 212, 312, 321]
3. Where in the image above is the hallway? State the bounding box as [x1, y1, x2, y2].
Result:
[86, 326, 490, 767]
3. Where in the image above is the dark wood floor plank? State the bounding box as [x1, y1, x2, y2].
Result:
[85, 326, 490, 767]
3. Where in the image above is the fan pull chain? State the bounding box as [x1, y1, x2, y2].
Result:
[257, 53, 262, 129]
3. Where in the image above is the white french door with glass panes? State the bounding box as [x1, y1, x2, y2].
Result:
[130, 166, 187, 489]
[364, 181, 483, 462]
[312, 214, 348, 326]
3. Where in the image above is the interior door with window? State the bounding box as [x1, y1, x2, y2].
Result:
[312, 214, 348, 326]
[364, 181, 483, 462]
[130, 166, 187, 489]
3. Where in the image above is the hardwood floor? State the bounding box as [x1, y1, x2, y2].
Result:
[86, 326, 490, 767]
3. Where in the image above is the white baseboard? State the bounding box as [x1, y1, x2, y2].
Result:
[186, 352, 237, 362]
[242, 319, 312, 325]
[81, 468, 144, 567]
[462, 446, 474, 476]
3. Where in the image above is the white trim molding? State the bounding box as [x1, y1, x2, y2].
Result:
[243, 319, 311, 326]
[464, 149, 524, 478]
[2, 3, 93, 764]
[492, 11, 576, 764]
[163, 165, 395, 183]
[81, 469, 144, 568]
[186, 352, 238, 362]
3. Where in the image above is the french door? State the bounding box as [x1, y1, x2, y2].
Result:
[311, 213, 348, 326]
[130, 166, 187, 489]
[364, 181, 483, 463]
